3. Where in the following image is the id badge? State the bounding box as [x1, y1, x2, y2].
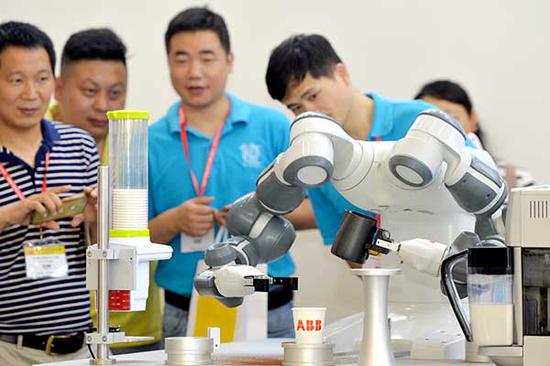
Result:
[180, 229, 214, 253]
[23, 239, 69, 279]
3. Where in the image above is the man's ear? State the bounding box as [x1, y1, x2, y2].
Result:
[54, 77, 63, 102]
[227, 52, 234, 73]
[333, 63, 351, 86]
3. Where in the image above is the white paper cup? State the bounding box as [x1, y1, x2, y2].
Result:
[292, 307, 326, 344]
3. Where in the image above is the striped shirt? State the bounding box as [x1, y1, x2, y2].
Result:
[0, 120, 99, 335]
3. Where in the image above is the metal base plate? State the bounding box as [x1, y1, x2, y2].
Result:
[282, 342, 335, 365]
[479, 346, 523, 366]
[351, 268, 401, 276]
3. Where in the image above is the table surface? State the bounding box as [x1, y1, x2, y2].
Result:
[37, 339, 495, 366]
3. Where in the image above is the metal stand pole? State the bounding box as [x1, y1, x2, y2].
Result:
[353, 268, 400, 366]
[90, 166, 115, 365]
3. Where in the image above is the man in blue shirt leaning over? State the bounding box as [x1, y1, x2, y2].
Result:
[148, 8, 315, 341]
[265, 34, 440, 247]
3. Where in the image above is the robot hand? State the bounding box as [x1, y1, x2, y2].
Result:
[331, 210, 450, 276]
[195, 265, 266, 307]
[194, 239, 298, 307]
[194, 239, 253, 308]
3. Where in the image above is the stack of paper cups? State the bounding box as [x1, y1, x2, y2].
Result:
[112, 188, 148, 230]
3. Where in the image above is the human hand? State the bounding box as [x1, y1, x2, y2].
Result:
[173, 196, 216, 236]
[0, 185, 72, 231]
[214, 204, 232, 227]
[70, 187, 98, 227]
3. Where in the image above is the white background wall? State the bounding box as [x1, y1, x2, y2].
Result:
[3, 0, 550, 322]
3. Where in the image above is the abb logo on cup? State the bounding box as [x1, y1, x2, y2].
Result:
[296, 319, 323, 331]
[292, 307, 327, 344]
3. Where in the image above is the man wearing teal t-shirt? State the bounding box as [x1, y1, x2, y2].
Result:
[148, 7, 314, 341]
[265, 34, 444, 246]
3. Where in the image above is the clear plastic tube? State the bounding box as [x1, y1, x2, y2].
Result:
[107, 111, 149, 231]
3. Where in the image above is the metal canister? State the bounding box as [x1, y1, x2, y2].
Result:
[282, 342, 335, 366]
[165, 337, 214, 366]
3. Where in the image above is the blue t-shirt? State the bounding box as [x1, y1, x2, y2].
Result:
[149, 93, 294, 296]
[309, 92, 463, 244]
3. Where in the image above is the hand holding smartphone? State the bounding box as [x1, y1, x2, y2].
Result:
[31, 193, 88, 225]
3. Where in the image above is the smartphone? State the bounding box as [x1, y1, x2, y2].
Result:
[31, 193, 88, 225]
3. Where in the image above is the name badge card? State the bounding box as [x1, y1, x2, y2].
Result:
[180, 229, 215, 253]
[24, 240, 69, 279]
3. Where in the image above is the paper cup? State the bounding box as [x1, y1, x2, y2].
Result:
[292, 307, 326, 344]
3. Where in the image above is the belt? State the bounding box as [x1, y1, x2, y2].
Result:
[0, 332, 84, 355]
[165, 286, 293, 311]
[165, 290, 191, 311]
[268, 285, 294, 310]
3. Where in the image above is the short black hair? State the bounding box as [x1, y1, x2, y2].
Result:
[61, 28, 127, 70]
[414, 80, 473, 115]
[265, 34, 342, 101]
[165, 7, 230, 54]
[0, 21, 56, 72]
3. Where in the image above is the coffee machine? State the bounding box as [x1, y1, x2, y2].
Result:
[443, 186, 550, 366]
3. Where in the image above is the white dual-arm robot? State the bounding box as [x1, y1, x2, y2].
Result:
[194, 110, 507, 306]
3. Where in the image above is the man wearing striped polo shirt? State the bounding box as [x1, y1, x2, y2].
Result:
[48, 28, 164, 355]
[0, 22, 99, 365]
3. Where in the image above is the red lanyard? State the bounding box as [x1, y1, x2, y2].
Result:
[179, 106, 230, 197]
[0, 152, 50, 200]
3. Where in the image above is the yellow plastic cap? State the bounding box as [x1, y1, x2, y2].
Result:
[106, 110, 149, 120]
[109, 229, 150, 238]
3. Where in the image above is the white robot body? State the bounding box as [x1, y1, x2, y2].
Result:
[194, 110, 507, 361]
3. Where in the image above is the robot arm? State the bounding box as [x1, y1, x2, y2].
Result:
[388, 109, 507, 238]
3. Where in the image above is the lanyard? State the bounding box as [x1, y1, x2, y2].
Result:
[179, 106, 230, 197]
[0, 152, 50, 199]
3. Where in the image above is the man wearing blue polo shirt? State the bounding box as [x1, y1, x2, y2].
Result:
[265, 34, 438, 247]
[148, 8, 314, 340]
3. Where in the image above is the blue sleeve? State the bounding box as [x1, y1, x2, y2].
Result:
[148, 180, 156, 220]
[272, 110, 290, 152]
